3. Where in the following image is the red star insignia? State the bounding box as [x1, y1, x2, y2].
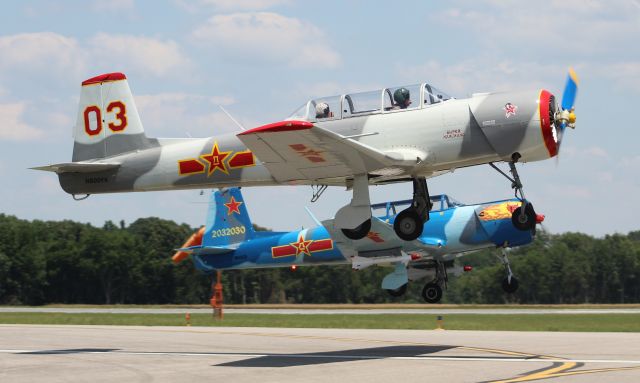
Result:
[200, 142, 231, 176]
[224, 196, 243, 215]
[290, 234, 313, 256]
[300, 148, 323, 157]
[504, 103, 518, 118]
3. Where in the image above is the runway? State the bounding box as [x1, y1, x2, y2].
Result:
[1, 325, 639, 382]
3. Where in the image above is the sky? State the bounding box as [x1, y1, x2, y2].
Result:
[0, 0, 639, 237]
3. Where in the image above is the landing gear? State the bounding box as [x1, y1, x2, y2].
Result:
[393, 177, 431, 241]
[502, 276, 519, 294]
[421, 260, 447, 304]
[335, 174, 372, 240]
[421, 283, 443, 303]
[511, 204, 536, 231]
[489, 153, 537, 232]
[386, 283, 408, 297]
[499, 249, 519, 293]
[341, 219, 372, 240]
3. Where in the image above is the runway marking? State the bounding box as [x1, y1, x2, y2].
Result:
[3, 326, 639, 381]
[490, 365, 640, 382]
[1, 349, 639, 365]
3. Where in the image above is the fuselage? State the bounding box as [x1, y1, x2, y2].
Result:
[58, 88, 556, 196]
[191, 198, 534, 273]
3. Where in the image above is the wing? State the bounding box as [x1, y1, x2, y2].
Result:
[237, 120, 411, 183]
[31, 162, 121, 173]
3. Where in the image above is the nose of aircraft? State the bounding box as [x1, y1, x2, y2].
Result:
[538, 68, 580, 159]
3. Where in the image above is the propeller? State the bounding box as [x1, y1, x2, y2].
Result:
[554, 68, 579, 158]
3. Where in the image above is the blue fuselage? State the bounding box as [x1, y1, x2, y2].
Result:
[192, 198, 533, 273]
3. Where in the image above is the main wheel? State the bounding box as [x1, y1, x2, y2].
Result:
[341, 219, 371, 240]
[421, 282, 443, 303]
[393, 209, 423, 241]
[511, 204, 536, 231]
[386, 283, 408, 297]
[502, 276, 519, 293]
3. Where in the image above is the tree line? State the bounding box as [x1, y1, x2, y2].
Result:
[1, 213, 639, 305]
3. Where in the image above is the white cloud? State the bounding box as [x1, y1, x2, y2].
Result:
[0, 32, 84, 76]
[0, 102, 45, 141]
[192, 12, 341, 69]
[89, 33, 190, 77]
[0, 31, 192, 87]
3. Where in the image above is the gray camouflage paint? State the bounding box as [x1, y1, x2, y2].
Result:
[55, 88, 553, 196]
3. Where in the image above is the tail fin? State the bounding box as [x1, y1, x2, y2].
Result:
[73, 72, 154, 161]
[203, 188, 256, 247]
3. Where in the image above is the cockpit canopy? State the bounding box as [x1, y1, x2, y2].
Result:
[287, 83, 452, 122]
[372, 194, 463, 220]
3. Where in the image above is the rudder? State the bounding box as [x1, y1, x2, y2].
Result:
[204, 188, 256, 247]
[73, 72, 154, 161]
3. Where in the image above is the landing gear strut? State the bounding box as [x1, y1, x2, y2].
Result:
[336, 174, 372, 240]
[489, 154, 536, 231]
[499, 249, 519, 293]
[394, 177, 432, 241]
[421, 261, 446, 304]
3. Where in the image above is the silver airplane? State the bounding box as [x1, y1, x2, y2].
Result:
[33, 70, 578, 241]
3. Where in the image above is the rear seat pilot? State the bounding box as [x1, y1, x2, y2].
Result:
[393, 88, 412, 109]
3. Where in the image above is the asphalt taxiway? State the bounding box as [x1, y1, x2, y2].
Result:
[1, 325, 639, 382]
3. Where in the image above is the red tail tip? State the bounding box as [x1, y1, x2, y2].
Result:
[536, 214, 545, 224]
[82, 72, 127, 86]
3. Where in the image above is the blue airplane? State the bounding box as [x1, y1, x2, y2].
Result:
[173, 188, 544, 303]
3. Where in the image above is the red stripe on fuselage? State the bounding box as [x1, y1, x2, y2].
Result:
[228, 150, 255, 168]
[178, 159, 205, 175]
[272, 244, 297, 258]
[308, 239, 333, 252]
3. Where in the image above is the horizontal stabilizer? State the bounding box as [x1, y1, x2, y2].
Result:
[31, 162, 120, 174]
[173, 245, 236, 256]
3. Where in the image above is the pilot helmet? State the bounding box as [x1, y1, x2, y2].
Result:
[393, 88, 410, 105]
[315, 102, 330, 118]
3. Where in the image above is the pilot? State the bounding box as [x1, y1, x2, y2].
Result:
[393, 88, 412, 109]
[315, 102, 330, 118]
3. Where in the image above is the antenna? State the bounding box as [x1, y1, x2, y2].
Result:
[304, 206, 322, 227]
[218, 105, 245, 131]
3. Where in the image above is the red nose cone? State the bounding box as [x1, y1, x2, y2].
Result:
[463, 265, 473, 272]
[536, 214, 545, 223]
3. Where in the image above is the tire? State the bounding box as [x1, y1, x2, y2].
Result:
[386, 284, 408, 297]
[421, 282, 443, 303]
[502, 276, 519, 293]
[393, 209, 423, 241]
[511, 204, 536, 231]
[341, 219, 371, 240]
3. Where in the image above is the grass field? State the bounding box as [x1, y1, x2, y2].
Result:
[1, 312, 639, 332]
